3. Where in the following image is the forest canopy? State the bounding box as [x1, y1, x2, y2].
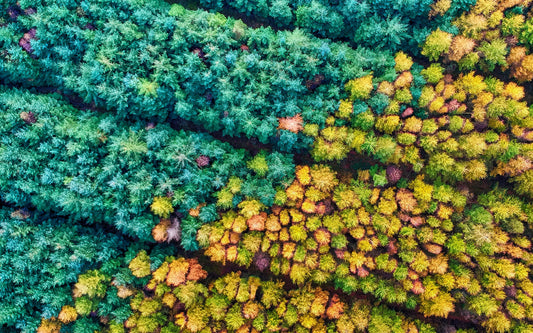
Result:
[1, 0, 533, 332]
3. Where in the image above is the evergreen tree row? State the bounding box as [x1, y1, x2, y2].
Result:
[192, 0, 474, 53]
[0, 207, 128, 332]
[1, 0, 397, 151]
[0, 87, 294, 247]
